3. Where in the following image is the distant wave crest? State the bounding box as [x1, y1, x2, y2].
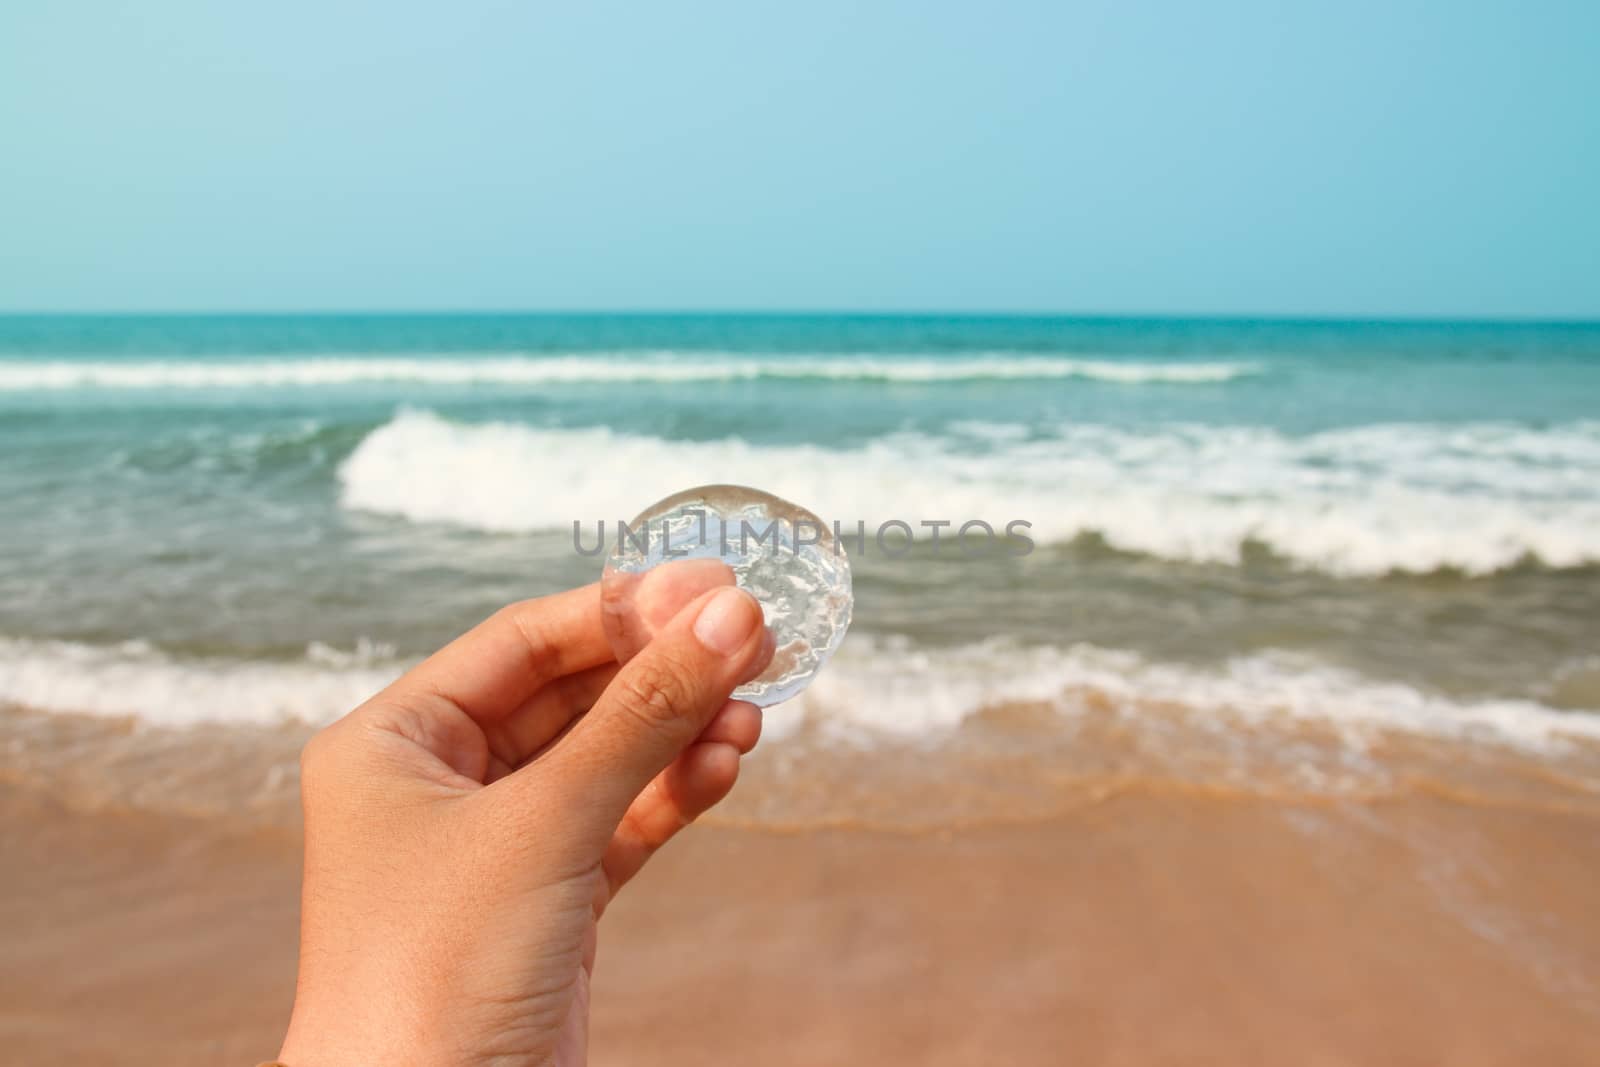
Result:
[0, 354, 1261, 389]
[337, 411, 1600, 577]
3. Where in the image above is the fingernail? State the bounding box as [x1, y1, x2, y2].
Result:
[693, 587, 761, 655]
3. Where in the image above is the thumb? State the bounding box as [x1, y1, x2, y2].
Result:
[542, 585, 770, 833]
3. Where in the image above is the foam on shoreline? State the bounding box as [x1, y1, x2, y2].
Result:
[4, 633, 1595, 757]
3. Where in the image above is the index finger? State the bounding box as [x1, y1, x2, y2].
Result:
[381, 581, 615, 724]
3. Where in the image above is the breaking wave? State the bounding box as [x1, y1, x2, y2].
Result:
[2, 634, 1595, 761]
[338, 411, 1600, 576]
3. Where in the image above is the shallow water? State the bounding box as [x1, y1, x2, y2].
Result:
[2, 313, 1598, 821]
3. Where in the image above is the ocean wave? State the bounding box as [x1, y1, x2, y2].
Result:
[794, 637, 1600, 753]
[0, 354, 1261, 389]
[338, 411, 1600, 576]
[0, 637, 403, 728]
[3, 634, 1595, 759]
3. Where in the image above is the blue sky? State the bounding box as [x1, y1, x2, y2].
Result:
[1, 2, 1595, 317]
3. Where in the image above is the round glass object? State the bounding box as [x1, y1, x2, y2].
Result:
[601, 484, 853, 706]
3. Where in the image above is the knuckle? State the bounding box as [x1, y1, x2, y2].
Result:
[298, 725, 338, 790]
[613, 652, 698, 734]
[501, 601, 557, 678]
[298, 709, 362, 782]
[299, 725, 331, 769]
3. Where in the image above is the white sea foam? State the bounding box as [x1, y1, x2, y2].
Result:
[338, 411, 1600, 576]
[0, 637, 403, 728]
[3, 634, 1595, 760]
[0, 354, 1260, 389]
[793, 638, 1600, 755]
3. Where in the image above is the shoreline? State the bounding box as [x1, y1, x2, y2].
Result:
[8, 696, 1600, 834]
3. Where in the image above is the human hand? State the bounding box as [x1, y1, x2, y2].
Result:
[276, 561, 773, 1066]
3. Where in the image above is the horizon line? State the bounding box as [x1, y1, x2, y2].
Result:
[1, 308, 1598, 327]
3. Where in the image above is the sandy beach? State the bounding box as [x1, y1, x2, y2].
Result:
[4, 738, 1598, 1066]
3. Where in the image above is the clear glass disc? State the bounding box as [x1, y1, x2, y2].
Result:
[600, 484, 853, 706]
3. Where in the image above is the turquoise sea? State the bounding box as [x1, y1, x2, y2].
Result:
[3, 314, 1598, 824]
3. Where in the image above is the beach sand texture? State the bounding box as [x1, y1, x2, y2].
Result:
[3, 702, 1598, 1066]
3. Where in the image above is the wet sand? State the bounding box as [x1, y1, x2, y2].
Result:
[3, 777, 1598, 1066]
